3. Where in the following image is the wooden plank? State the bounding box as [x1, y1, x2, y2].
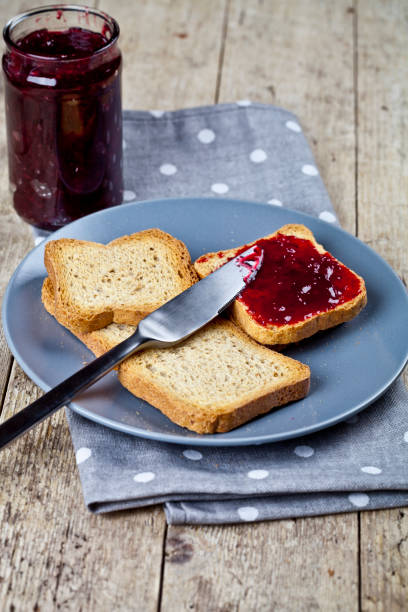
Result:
[0, 201, 31, 403]
[162, 517, 359, 611]
[0, 0, 35, 406]
[0, 1, 226, 609]
[0, 363, 166, 611]
[219, 0, 357, 234]
[357, 1, 408, 609]
[99, 0, 227, 110]
[356, 0, 408, 394]
[0, 1, 167, 604]
[161, 1, 359, 609]
[356, 0, 408, 277]
[360, 509, 408, 611]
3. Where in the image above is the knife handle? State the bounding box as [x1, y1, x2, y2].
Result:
[0, 328, 150, 450]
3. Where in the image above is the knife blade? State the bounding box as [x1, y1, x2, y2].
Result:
[0, 244, 263, 449]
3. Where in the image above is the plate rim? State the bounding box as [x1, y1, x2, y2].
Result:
[2, 196, 408, 446]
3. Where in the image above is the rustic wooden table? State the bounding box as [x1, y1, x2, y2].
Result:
[0, 1, 407, 610]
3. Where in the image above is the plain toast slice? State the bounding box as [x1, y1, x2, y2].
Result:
[44, 229, 198, 333]
[194, 224, 367, 346]
[42, 278, 310, 434]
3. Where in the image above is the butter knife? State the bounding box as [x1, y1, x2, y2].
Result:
[0, 245, 263, 449]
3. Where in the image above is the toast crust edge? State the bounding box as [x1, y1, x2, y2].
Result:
[117, 319, 311, 434]
[44, 229, 199, 334]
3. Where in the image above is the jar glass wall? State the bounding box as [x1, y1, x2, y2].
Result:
[2, 5, 123, 230]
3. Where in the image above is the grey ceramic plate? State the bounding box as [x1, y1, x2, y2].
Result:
[3, 198, 408, 446]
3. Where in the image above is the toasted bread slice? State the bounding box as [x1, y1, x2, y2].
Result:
[44, 229, 198, 333]
[194, 224, 367, 345]
[42, 277, 310, 434]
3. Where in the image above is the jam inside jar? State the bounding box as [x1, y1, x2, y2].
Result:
[2, 6, 123, 230]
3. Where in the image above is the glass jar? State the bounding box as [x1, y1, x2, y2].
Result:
[2, 5, 123, 230]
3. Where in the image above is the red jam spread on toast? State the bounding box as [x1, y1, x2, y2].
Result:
[229, 234, 362, 326]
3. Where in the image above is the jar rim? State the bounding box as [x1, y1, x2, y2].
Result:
[3, 4, 120, 62]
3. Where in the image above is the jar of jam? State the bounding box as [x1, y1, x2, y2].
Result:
[2, 5, 123, 230]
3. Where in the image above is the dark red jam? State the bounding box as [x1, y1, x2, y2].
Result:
[233, 234, 362, 326]
[3, 18, 122, 230]
[15, 27, 110, 59]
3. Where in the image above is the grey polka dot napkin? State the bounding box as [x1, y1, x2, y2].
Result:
[59, 103, 408, 523]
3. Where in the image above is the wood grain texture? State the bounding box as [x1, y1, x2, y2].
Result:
[0, 0, 33, 409]
[356, 0, 408, 394]
[219, 0, 357, 233]
[0, 358, 166, 611]
[360, 509, 408, 611]
[99, 0, 227, 110]
[162, 517, 359, 611]
[357, 1, 408, 609]
[356, 0, 408, 277]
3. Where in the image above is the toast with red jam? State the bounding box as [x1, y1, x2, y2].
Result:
[194, 224, 367, 346]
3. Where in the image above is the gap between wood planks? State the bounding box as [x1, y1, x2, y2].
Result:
[353, 0, 359, 239]
[214, 0, 231, 104]
[0, 359, 13, 417]
[353, 3, 363, 610]
[157, 522, 168, 612]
